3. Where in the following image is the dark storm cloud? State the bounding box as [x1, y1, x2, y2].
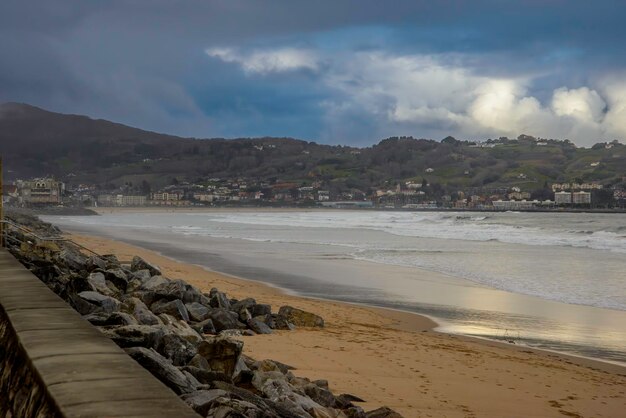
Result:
[1, 0, 625, 145]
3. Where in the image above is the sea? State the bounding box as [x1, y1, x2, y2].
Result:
[44, 210, 626, 366]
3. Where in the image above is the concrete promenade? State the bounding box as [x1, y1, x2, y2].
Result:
[0, 248, 199, 417]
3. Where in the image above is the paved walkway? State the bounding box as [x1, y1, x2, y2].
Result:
[0, 249, 199, 417]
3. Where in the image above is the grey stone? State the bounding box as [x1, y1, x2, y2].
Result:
[76, 291, 120, 314]
[159, 314, 203, 344]
[122, 297, 162, 325]
[151, 299, 190, 322]
[83, 311, 138, 326]
[99, 324, 166, 348]
[278, 306, 324, 328]
[180, 366, 230, 385]
[185, 302, 210, 322]
[209, 288, 231, 309]
[181, 389, 229, 416]
[58, 249, 88, 271]
[191, 318, 217, 335]
[251, 303, 272, 317]
[208, 308, 244, 332]
[231, 297, 256, 313]
[152, 279, 187, 301]
[365, 407, 403, 418]
[103, 268, 129, 292]
[141, 275, 169, 291]
[265, 314, 296, 330]
[247, 318, 273, 335]
[130, 255, 162, 276]
[187, 353, 210, 370]
[197, 336, 243, 378]
[125, 347, 198, 395]
[157, 333, 197, 366]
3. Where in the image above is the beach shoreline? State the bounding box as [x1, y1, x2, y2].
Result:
[65, 231, 626, 417]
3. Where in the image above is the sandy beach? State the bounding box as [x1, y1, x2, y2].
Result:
[67, 232, 626, 418]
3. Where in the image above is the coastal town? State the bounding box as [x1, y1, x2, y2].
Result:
[5, 175, 625, 211]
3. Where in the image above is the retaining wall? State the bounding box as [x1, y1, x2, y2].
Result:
[0, 249, 199, 418]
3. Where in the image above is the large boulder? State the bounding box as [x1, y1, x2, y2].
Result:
[57, 248, 88, 272]
[209, 288, 231, 310]
[252, 370, 322, 417]
[99, 324, 166, 348]
[125, 347, 198, 395]
[103, 268, 129, 293]
[130, 255, 161, 276]
[73, 291, 121, 315]
[121, 297, 162, 325]
[85, 255, 107, 272]
[140, 275, 169, 291]
[157, 333, 197, 366]
[185, 302, 210, 322]
[208, 308, 244, 332]
[152, 279, 187, 301]
[197, 336, 243, 378]
[205, 396, 278, 418]
[247, 318, 273, 335]
[180, 389, 229, 416]
[83, 311, 138, 327]
[191, 318, 217, 335]
[86, 272, 115, 296]
[150, 299, 190, 322]
[159, 314, 203, 344]
[278, 306, 324, 328]
[365, 407, 403, 418]
[265, 314, 296, 330]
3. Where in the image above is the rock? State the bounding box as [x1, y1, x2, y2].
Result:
[99, 324, 166, 348]
[151, 299, 190, 322]
[180, 366, 230, 385]
[251, 303, 272, 317]
[86, 272, 113, 295]
[141, 275, 169, 291]
[205, 397, 277, 418]
[337, 394, 365, 405]
[185, 302, 210, 322]
[182, 285, 208, 305]
[188, 353, 210, 370]
[74, 291, 121, 315]
[232, 356, 253, 385]
[344, 406, 367, 418]
[209, 288, 231, 310]
[265, 314, 296, 330]
[247, 318, 273, 335]
[85, 255, 107, 271]
[208, 308, 244, 332]
[157, 333, 197, 366]
[83, 311, 138, 326]
[100, 254, 122, 269]
[304, 384, 338, 408]
[130, 255, 161, 276]
[191, 318, 217, 335]
[103, 268, 129, 292]
[252, 370, 321, 417]
[252, 359, 295, 375]
[278, 306, 324, 328]
[152, 279, 187, 301]
[311, 408, 348, 418]
[238, 308, 252, 323]
[181, 389, 229, 416]
[122, 297, 162, 325]
[313, 380, 330, 390]
[125, 347, 198, 395]
[218, 329, 243, 337]
[231, 297, 256, 313]
[159, 314, 203, 344]
[58, 249, 88, 271]
[197, 336, 243, 378]
[365, 407, 403, 418]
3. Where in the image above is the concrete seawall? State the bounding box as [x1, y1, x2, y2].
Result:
[0, 249, 199, 417]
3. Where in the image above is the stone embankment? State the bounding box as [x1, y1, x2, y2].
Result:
[2, 212, 402, 418]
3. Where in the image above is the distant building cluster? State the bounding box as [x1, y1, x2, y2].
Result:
[2, 175, 624, 211]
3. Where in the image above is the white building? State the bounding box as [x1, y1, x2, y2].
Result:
[572, 191, 591, 205]
[554, 191, 572, 205]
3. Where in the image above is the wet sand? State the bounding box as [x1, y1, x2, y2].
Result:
[68, 232, 626, 418]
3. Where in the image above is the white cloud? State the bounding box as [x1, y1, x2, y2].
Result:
[551, 86, 606, 123]
[316, 51, 625, 145]
[206, 47, 319, 74]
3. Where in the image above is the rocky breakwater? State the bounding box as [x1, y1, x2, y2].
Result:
[4, 213, 403, 418]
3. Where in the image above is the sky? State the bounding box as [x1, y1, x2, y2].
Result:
[1, 0, 625, 147]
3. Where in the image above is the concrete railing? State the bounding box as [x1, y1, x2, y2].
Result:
[0, 249, 199, 417]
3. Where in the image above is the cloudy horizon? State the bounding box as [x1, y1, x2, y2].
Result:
[2, 1, 625, 147]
